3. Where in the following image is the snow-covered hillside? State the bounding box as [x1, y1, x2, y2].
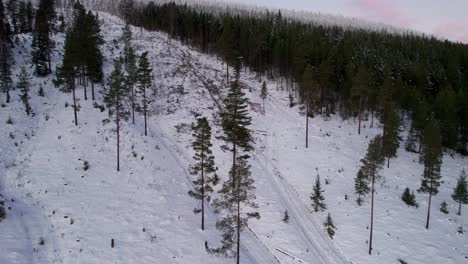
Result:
[0, 12, 467, 264]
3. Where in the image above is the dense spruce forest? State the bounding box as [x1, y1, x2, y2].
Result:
[120, 1, 468, 154]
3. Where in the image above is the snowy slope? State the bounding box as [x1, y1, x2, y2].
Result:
[1, 12, 467, 264]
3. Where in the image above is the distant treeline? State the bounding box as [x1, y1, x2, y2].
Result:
[123, 1, 467, 154]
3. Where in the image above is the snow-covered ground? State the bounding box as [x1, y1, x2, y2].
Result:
[0, 12, 467, 264]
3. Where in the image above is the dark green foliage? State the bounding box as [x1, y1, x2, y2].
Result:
[419, 119, 443, 229]
[17, 67, 32, 116]
[324, 213, 336, 239]
[104, 60, 129, 171]
[136, 51, 153, 136]
[260, 81, 267, 111]
[124, 2, 468, 153]
[310, 175, 326, 212]
[125, 45, 137, 124]
[0, 0, 13, 104]
[83, 160, 90, 171]
[0, 195, 5, 222]
[451, 170, 468, 215]
[188, 117, 218, 230]
[354, 168, 369, 206]
[282, 210, 289, 223]
[211, 158, 260, 258]
[401, 187, 418, 208]
[435, 86, 458, 149]
[31, 0, 55, 76]
[38, 85, 45, 97]
[440, 201, 449, 214]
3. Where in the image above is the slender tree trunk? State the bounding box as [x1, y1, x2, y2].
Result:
[6, 89, 10, 104]
[201, 148, 205, 230]
[426, 180, 433, 229]
[91, 81, 95, 101]
[306, 101, 309, 149]
[369, 172, 375, 255]
[71, 79, 78, 126]
[358, 96, 362, 135]
[370, 111, 374, 128]
[387, 157, 390, 168]
[458, 200, 462, 216]
[236, 166, 241, 264]
[116, 105, 120, 172]
[418, 136, 422, 154]
[47, 52, 51, 73]
[83, 73, 88, 100]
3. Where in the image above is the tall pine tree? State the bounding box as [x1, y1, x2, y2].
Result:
[354, 168, 370, 206]
[136, 51, 153, 136]
[31, 0, 55, 76]
[104, 60, 129, 172]
[310, 175, 326, 212]
[17, 67, 32, 116]
[360, 135, 385, 255]
[382, 100, 401, 168]
[419, 119, 443, 229]
[188, 117, 218, 230]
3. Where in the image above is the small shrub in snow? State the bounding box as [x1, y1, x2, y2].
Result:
[288, 94, 294, 108]
[6, 116, 14, 125]
[282, 210, 289, 223]
[397, 259, 408, 264]
[0, 196, 6, 222]
[65, 102, 69, 108]
[401, 187, 418, 208]
[38, 237, 45, 246]
[323, 213, 336, 239]
[440, 201, 449, 214]
[38, 86, 45, 97]
[83, 161, 90, 171]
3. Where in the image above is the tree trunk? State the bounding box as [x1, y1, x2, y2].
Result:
[236, 165, 241, 264]
[358, 96, 362, 135]
[370, 111, 374, 128]
[459, 200, 462, 216]
[116, 105, 120, 172]
[226, 57, 229, 85]
[306, 97, 309, 149]
[426, 180, 433, 229]
[387, 157, 390, 168]
[131, 86, 135, 124]
[71, 79, 78, 126]
[91, 81, 95, 101]
[369, 172, 375, 255]
[201, 146, 205, 230]
[143, 88, 147, 136]
[83, 73, 88, 100]
[6, 89, 10, 104]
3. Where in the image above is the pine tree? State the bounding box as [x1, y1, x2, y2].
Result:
[360, 135, 385, 255]
[17, 67, 32, 116]
[212, 158, 260, 263]
[310, 175, 326, 212]
[6, 0, 18, 34]
[0, 39, 13, 104]
[282, 210, 289, 223]
[351, 67, 369, 135]
[104, 60, 129, 172]
[382, 100, 402, 168]
[354, 168, 369, 206]
[405, 125, 418, 153]
[125, 46, 138, 124]
[401, 187, 418, 208]
[302, 64, 318, 148]
[435, 85, 458, 149]
[136, 51, 153, 136]
[219, 60, 253, 185]
[451, 170, 468, 216]
[119, 0, 134, 23]
[188, 117, 218, 230]
[84, 11, 103, 101]
[122, 23, 132, 64]
[55, 31, 79, 125]
[440, 201, 449, 214]
[38, 85, 44, 97]
[419, 119, 443, 229]
[323, 213, 336, 239]
[32, 0, 55, 76]
[260, 80, 267, 112]
[25, 1, 33, 33]
[17, 0, 26, 33]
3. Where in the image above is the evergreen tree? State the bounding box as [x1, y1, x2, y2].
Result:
[25, 1, 33, 33]
[310, 175, 326, 212]
[136, 51, 153, 136]
[84, 11, 103, 101]
[219, 60, 253, 185]
[451, 170, 468, 216]
[382, 100, 402, 168]
[435, 86, 458, 149]
[323, 213, 336, 239]
[405, 125, 418, 153]
[401, 187, 418, 208]
[125, 46, 137, 124]
[6, 0, 17, 34]
[17, 0, 27, 33]
[38, 85, 44, 97]
[260, 80, 267, 112]
[212, 158, 260, 263]
[17, 67, 32, 116]
[31, 0, 55, 76]
[351, 67, 369, 135]
[104, 60, 129, 172]
[55, 31, 79, 125]
[282, 210, 289, 223]
[119, 0, 134, 23]
[302, 64, 318, 148]
[354, 168, 369, 206]
[419, 119, 443, 229]
[360, 135, 385, 255]
[0, 39, 13, 104]
[122, 23, 132, 64]
[440, 201, 449, 214]
[188, 117, 218, 230]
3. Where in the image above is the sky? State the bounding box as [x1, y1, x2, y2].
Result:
[228, 0, 468, 43]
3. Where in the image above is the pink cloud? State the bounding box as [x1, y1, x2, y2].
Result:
[349, 0, 412, 28]
[433, 22, 468, 44]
